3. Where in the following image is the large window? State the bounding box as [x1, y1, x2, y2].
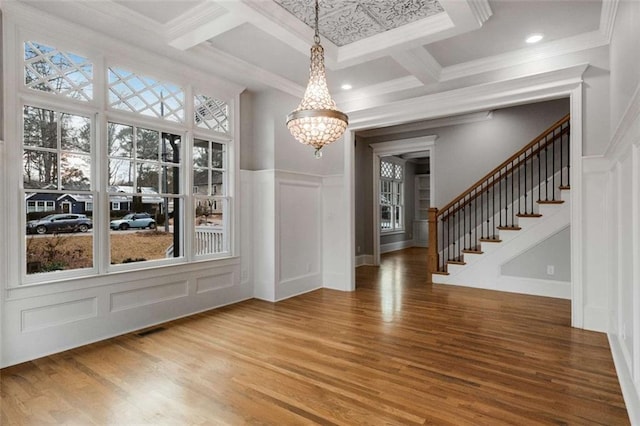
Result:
[193, 139, 228, 256]
[380, 158, 404, 232]
[18, 39, 234, 281]
[107, 123, 183, 264]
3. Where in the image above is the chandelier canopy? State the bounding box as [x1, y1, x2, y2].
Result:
[286, 0, 348, 159]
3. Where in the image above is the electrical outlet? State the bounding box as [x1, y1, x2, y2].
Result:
[546, 265, 555, 275]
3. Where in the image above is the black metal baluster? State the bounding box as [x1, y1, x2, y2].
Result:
[491, 178, 495, 237]
[498, 171, 503, 227]
[530, 149, 534, 213]
[537, 144, 541, 202]
[545, 139, 549, 201]
[474, 189, 478, 248]
[511, 161, 515, 224]
[560, 128, 564, 187]
[567, 125, 571, 187]
[524, 152, 529, 214]
[552, 128, 556, 201]
[463, 203, 466, 251]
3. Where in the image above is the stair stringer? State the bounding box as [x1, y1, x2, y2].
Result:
[432, 196, 570, 298]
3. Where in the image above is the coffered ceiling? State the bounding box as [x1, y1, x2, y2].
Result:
[273, 0, 445, 46]
[11, 0, 613, 114]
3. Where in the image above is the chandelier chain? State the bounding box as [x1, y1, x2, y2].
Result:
[314, 0, 320, 45]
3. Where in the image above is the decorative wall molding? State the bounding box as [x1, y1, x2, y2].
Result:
[349, 64, 588, 130]
[355, 255, 375, 267]
[369, 136, 437, 157]
[600, 0, 620, 43]
[605, 82, 640, 162]
[609, 334, 640, 425]
[496, 276, 571, 300]
[358, 111, 492, 138]
[440, 31, 607, 82]
[380, 239, 415, 254]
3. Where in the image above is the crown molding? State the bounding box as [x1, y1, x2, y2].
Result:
[370, 135, 437, 157]
[439, 30, 607, 82]
[467, 0, 493, 26]
[599, 0, 620, 43]
[334, 76, 422, 108]
[358, 111, 493, 138]
[2, 1, 245, 97]
[166, 3, 239, 50]
[199, 42, 304, 98]
[349, 63, 589, 130]
[604, 82, 640, 161]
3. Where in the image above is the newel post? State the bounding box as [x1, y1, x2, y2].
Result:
[427, 207, 438, 284]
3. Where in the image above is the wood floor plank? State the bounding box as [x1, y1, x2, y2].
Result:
[1, 247, 629, 425]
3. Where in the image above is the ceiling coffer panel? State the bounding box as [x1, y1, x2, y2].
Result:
[274, 0, 445, 47]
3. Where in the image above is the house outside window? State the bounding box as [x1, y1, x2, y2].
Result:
[380, 158, 404, 232]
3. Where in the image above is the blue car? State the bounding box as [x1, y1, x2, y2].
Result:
[110, 213, 157, 230]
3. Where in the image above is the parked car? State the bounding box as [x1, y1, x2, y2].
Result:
[26, 214, 93, 235]
[110, 213, 157, 230]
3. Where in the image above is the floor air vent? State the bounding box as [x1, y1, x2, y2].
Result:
[136, 326, 167, 337]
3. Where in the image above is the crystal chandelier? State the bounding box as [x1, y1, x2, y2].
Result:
[286, 0, 349, 159]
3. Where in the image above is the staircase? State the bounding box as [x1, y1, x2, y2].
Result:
[427, 114, 571, 294]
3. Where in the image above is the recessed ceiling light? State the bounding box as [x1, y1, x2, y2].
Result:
[526, 34, 544, 44]
[341, 83, 352, 90]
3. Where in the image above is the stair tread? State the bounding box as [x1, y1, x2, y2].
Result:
[462, 248, 483, 254]
[479, 237, 502, 243]
[517, 213, 542, 218]
[497, 226, 521, 230]
[559, 185, 571, 190]
[447, 260, 466, 265]
[432, 270, 449, 276]
[537, 200, 564, 204]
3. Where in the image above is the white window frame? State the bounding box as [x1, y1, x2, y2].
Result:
[6, 27, 238, 287]
[379, 158, 405, 234]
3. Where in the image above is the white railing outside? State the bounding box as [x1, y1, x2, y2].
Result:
[195, 226, 224, 255]
[165, 226, 224, 257]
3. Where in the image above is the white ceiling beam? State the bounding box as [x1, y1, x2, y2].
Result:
[167, 3, 247, 51]
[391, 47, 442, 85]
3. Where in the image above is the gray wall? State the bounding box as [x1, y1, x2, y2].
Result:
[501, 226, 571, 281]
[240, 88, 344, 175]
[355, 98, 569, 256]
[354, 135, 373, 255]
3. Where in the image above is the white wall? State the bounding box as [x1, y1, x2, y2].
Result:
[604, 1, 640, 420]
[242, 88, 350, 300]
[0, 8, 251, 367]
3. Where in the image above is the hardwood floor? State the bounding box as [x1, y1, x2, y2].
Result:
[1, 247, 629, 425]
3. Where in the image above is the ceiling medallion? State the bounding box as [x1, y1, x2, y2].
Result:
[286, 0, 348, 159]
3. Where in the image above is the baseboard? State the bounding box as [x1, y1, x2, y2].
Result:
[355, 254, 374, 267]
[496, 275, 571, 299]
[380, 239, 414, 254]
[608, 333, 640, 425]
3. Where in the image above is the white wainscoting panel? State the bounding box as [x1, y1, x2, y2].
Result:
[2, 259, 247, 367]
[276, 172, 323, 300]
[196, 271, 235, 294]
[322, 175, 349, 290]
[21, 297, 97, 332]
[110, 281, 189, 312]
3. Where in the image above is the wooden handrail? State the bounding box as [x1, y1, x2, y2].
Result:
[439, 125, 570, 220]
[437, 113, 570, 217]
